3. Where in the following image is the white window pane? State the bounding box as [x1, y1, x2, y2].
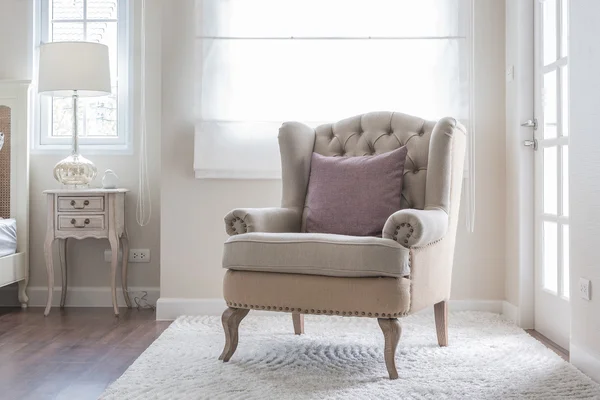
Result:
[199, 0, 467, 38]
[200, 38, 467, 122]
[544, 70, 558, 139]
[561, 0, 569, 57]
[544, 147, 558, 215]
[82, 93, 118, 137]
[543, 221, 558, 292]
[51, 22, 84, 42]
[543, 0, 557, 65]
[87, 0, 118, 19]
[561, 65, 569, 136]
[562, 224, 570, 297]
[562, 146, 569, 216]
[52, 0, 84, 20]
[52, 97, 74, 137]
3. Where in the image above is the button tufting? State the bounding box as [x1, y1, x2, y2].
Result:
[400, 223, 405, 227]
[413, 169, 419, 174]
[404, 239, 409, 244]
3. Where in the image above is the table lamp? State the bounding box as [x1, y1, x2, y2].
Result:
[38, 41, 111, 187]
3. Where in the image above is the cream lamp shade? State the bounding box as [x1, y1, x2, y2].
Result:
[38, 41, 111, 97]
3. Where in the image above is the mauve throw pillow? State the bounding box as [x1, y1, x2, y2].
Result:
[304, 146, 408, 236]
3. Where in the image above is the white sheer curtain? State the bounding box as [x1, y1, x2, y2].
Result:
[194, 0, 474, 228]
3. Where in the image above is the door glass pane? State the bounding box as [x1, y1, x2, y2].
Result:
[561, 65, 569, 136]
[561, 0, 569, 57]
[562, 224, 570, 297]
[543, 221, 558, 292]
[544, 71, 558, 138]
[562, 146, 569, 216]
[544, 147, 558, 214]
[543, 0, 557, 65]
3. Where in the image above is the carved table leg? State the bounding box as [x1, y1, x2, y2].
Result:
[434, 300, 449, 347]
[219, 307, 250, 362]
[44, 236, 55, 317]
[292, 312, 304, 335]
[377, 318, 402, 380]
[120, 232, 132, 308]
[58, 239, 68, 308]
[108, 231, 120, 316]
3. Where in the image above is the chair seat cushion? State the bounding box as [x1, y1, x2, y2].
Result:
[223, 232, 410, 278]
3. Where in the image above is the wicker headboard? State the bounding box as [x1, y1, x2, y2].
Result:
[0, 106, 10, 219]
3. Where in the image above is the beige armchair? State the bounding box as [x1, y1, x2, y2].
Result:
[219, 111, 466, 379]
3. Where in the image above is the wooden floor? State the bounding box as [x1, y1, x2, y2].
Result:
[0, 307, 170, 400]
[0, 307, 570, 399]
[526, 329, 569, 361]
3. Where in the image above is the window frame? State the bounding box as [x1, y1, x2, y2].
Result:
[33, 0, 133, 154]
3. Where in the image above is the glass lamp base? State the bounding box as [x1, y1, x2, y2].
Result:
[53, 153, 97, 188]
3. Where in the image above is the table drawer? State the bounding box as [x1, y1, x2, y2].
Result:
[58, 215, 105, 231]
[58, 196, 104, 212]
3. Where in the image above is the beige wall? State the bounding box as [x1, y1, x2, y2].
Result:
[0, 0, 161, 302]
[569, 0, 600, 381]
[160, 0, 507, 302]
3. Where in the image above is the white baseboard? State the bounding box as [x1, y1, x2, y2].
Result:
[502, 301, 519, 324]
[156, 298, 511, 321]
[570, 342, 600, 383]
[0, 285, 160, 308]
[156, 298, 228, 320]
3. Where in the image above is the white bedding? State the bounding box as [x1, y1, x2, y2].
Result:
[0, 218, 17, 257]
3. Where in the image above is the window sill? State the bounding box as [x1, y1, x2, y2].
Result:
[30, 143, 133, 156]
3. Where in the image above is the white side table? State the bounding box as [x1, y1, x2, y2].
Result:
[43, 188, 131, 316]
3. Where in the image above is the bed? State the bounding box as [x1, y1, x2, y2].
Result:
[0, 80, 30, 308]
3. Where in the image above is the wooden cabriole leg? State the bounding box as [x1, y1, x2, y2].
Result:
[434, 300, 449, 347]
[292, 312, 304, 335]
[377, 318, 402, 380]
[58, 238, 68, 308]
[120, 233, 132, 308]
[219, 307, 250, 362]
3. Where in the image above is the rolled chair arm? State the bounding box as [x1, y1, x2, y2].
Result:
[224, 208, 302, 236]
[382, 208, 449, 248]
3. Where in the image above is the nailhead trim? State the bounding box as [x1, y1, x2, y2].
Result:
[224, 301, 409, 318]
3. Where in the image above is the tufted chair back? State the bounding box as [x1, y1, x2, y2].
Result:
[311, 112, 435, 211]
[278, 111, 464, 238]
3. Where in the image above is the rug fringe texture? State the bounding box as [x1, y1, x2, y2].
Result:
[101, 311, 600, 399]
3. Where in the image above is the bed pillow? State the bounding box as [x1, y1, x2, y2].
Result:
[303, 146, 408, 236]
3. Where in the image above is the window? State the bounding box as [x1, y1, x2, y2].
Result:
[36, 0, 131, 151]
[194, 0, 473, 179]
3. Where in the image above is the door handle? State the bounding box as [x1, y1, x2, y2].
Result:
[521, 119, 538, 129]
[523, 139, 538, 150]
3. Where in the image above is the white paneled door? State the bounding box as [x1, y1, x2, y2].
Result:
[533, 0, 570, 350]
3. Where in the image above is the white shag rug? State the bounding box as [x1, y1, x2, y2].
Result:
[101, 312, 600, 400]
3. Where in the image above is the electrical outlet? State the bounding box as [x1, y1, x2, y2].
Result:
[129, 249, 150, 263]
[579, 278, 591, 301]
[104, 249, 150, 263]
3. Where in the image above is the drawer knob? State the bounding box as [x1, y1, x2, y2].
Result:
[70, 218, 91, 228]
[70, 199, 90, 209]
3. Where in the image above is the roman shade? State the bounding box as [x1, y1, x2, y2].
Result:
[194, 0, 475, 229]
